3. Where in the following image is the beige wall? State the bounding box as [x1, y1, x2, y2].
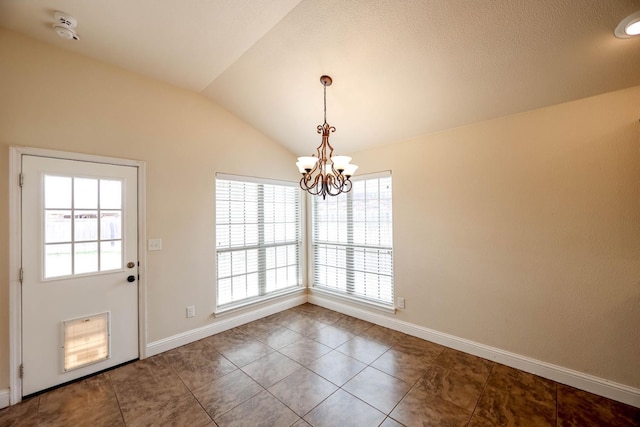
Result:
[0, 29, 300, 390]
[350, 85, 640, 388]
[2, 27, 639, 394]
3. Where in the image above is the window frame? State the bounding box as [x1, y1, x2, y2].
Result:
[215, 173, 304, 314]
[310, 171, 394, 312]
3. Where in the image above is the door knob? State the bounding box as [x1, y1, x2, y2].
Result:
[127, 275, 136, 283]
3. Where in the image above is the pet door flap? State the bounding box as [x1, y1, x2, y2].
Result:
[63, 312, 110, 371]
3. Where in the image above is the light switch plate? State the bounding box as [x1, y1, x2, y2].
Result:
[148, 239, 162, 251]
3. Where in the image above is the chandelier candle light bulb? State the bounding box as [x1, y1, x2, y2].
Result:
[297, 75, 358, 199]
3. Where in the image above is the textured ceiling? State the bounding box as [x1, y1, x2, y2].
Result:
[2, 0, 640, 156]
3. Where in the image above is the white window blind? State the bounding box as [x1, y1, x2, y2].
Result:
[312, 172, 393, 306]
[216, 175, 302, 310]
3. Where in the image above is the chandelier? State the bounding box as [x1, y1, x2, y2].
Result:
[296, 75, 358, 199]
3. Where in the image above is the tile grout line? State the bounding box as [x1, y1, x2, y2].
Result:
[190, 313, 448, 425]
[262, 320, 389, 424]
[555, 381, 559, 427]
[105, 372, 127, 426]
[334, 335, 414, 423]
[259, 321, 351, 425]
[377, 342, 444, 426]
[36, 394, 41, 427]
[179, 361, 217, 427]
[159, 356, 215, 426]
[169, 345, 260, 426]
[467, 360, 496, 426]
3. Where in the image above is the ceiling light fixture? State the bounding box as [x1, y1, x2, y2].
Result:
[296, 75, 358, 199]
[615, 11, 640, 38]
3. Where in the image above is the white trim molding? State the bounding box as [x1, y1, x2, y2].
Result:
[214, 287, 305, 317]
[309, 287, 395, 314]
[147, 294, 307, 357]
[8, 146, 148, 405]
[8, 148, 22, 405]
[0, 389, 10, 410]
[309, 294, 640, 409]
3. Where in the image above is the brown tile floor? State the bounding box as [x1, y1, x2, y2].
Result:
[1, 303, 639, 426]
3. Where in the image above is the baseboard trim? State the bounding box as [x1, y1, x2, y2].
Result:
[309, 294, 640, 409]
[146, 294, 307, 357]
[0, 388, 9, 410]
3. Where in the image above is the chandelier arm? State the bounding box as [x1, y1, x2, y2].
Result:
[300, 169, 322, 192]
[305, 156, 322, 180]
[329, 175, 351, 194]
[324, 178, 343, 197]
[316, 124, 335, 156]
[341, 177, 353, 193]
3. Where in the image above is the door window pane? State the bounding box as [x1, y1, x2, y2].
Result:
[43, 173, 127, 279]
[45, 244, 72, 278]
[75, 242, 98, 274]
[74, 178, 98, 209]
[45, 176, 72, 209]
[100, 211, 122, 240]
[74, 211, 98, 242]
[99, 179, 122, 209]
[45, 210, 71, 243]
[100, 241, 122, 271]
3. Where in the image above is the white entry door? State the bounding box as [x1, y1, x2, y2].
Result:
[21, 155, 139, 396]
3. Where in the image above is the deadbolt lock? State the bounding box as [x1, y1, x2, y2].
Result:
[127, 262, 135, 269]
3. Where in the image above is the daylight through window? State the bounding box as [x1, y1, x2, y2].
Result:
[312, 172, 394, 307]
[215, 174, 302, 310]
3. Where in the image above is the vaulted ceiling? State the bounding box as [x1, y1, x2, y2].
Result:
[2, 0, 640, 155]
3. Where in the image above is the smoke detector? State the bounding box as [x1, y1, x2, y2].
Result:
[53, 11, 79, 41]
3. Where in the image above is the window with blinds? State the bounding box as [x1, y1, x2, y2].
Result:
[216, 174, 302, 310]
[312, 172, 394, 307]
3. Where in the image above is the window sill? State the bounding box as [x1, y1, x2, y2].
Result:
[309, 286, 396, 314]
[213, 287, 306, 317]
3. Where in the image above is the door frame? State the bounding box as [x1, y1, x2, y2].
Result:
[8, 146, 148, 405]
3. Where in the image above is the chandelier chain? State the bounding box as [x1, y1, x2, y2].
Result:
[323, 79, 327, 124]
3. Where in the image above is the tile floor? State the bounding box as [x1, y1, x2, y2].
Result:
[1, 303, 639, 426]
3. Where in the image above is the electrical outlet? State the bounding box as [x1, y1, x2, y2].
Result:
[397, 297, 405, 309]
[186, 306, 195, 318]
